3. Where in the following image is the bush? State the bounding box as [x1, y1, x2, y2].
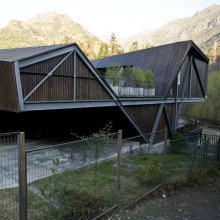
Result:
[136, 155, 163, 185]
[170, 132, 187, 154]
[56, 188, 104, 219]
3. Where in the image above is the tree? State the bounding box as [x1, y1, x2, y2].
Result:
[189, 70, 220, 123]
[97, 43, 109, 58]
[129, 41, 139, 52]
[104, 64, 123, 85]
[109, 33, 123, 56]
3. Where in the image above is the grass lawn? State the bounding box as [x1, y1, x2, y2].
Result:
[0, 153, 194, 219]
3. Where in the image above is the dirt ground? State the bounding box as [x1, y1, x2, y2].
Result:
[108, 177, 220, 220]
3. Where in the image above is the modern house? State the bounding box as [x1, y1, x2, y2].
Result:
[0, 40, 209, 142]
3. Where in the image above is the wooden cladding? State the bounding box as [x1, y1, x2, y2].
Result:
[125, 104, 174, 134]
[20, 52, 111, 102]
[0, 61, 19, 112]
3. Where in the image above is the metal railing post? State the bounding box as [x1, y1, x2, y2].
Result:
[116, 130, 122, 206]
[18, 132, 27, 220]
[163, 128, 168, 184]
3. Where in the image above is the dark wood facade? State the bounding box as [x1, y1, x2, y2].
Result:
[0, 61, 19, 112]
[0, 41, 209, 141]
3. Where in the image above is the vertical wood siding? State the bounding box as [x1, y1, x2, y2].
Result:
[0, 61, 19, 112]
[20, 53, 111, 102]
[76, 55, 111, 100]
[125, 105, 159, 133]
[125, 104, 174, 134]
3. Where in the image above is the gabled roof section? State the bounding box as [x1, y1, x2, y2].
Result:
[92, 40, 209, 85]
[0, 43, 74, 62]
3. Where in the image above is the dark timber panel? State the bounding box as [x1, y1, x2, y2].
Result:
[191, 65, 203, 98]
[0, 61, 19, 112]
[20, 53, 74, 101]
[125, 105, 159, 133]
[21, 54, 68, 74]
[194, 58, 207, 93]
[165, 104, 174, 129]
[76, 54, 111, 100]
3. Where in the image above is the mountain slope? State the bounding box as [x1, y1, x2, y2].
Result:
[0, 12, 102, 58]
[120, 5, 220, 62]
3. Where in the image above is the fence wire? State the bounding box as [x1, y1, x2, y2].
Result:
[119, 130, 166, 207]
[1, 129, 219, 220]
[0, 132, 19, 220]
[26, 132, 119, 220]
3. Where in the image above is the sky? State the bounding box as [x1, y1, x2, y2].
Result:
[0, 0, 220, 39]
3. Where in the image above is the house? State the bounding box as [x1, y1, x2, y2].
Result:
[0, 40, 209, 142]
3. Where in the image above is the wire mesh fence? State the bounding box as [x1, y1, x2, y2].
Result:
[1, 129, 219, 220]
[26, 132, 119, 219]
[166, 132, 220, 183]
[119, 130, 166, 207]
[0, 132, 19, 220]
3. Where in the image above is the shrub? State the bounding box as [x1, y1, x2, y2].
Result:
[170, 132, 187, 154]
[105, 64, 123, 85]
[56, 188, 104, 219]
[136, 155, 163, 185]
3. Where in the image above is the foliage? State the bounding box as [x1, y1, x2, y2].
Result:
[132, 67, 145, 86]
[105, 64, 123, 85]
[54, 188, 104, 219]
[105, 65, 154, 87]
[97, 43, 109, 58]
[189, 70, 220, 124]
[88, 122, 112, 163]
[170, 132, 187, 154]
[130, 67, 154, 87]
[129, 41, 139, 52]
[136, 154, 163, 185]
[109, 33, 123, 56]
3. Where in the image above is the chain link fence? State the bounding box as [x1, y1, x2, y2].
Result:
[26, 132, 119, 219]
[0, 132, 19, 220]
[1, 129, 219, 219]
[119, 130, 166, 208]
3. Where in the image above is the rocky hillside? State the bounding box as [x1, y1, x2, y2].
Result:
[120, 5, 220, 63]
[0, 12, 102, 59]
[0, 5, 220, 63]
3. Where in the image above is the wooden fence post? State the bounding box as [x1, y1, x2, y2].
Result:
[18, 132, 27, 220]
[116, 130, 122, 206]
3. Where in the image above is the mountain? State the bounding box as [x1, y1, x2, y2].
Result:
[119, 5, 220, 63]
[0, 12, 103, 59]
[0, 6, 220, 63]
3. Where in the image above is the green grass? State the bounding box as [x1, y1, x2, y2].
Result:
[0, 153, 202, 219]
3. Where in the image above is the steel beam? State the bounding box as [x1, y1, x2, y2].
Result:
[192, 57, 206, 97]
[19, 46, 76, 68]
[149, 104, 164, 144]
[73, 51, 77, 101]
[163, 104, 172, 134]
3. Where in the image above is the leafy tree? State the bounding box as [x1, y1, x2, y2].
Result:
[97, 43, 109, 58]
[109, 33, 123, 55]
[129, 41, 139, 52]
[132, 67, 145, 86]
[132, 68, 154, 87]
[189, 70, 220, 123]
[105, 64, 123, 85]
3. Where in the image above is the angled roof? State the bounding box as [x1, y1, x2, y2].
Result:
[0, 43, 74, 62]
[92, 40, 209, 84]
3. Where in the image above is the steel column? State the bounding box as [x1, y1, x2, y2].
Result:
[150, 104, 164, 144]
